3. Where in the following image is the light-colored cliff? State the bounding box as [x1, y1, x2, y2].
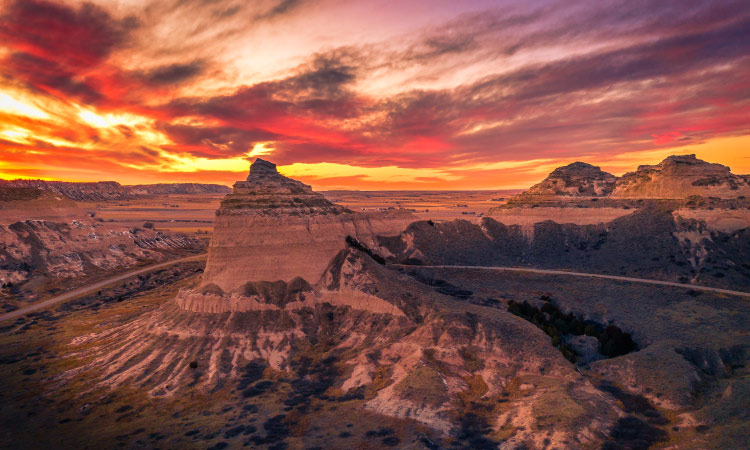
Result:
[611, 154, 750, 198]
[201, 159, 416, 291]
[525, 162, 616, 196]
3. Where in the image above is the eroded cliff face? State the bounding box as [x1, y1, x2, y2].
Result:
[64, 159, 740, 448]
[201, 159, 415, 291]
[0, 220, 204, 299]
[525, 162, 616, 197]
[378, 209, 750, 290]
[67, 248, 620, 447]
[612, 154, 750, 198]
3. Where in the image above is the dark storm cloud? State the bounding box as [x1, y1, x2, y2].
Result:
[166, 51, 361, 122]
[0, 0, 135, 69]
[487, 16, 750, 102]
[159, 123, 279, 156]
[138, 61, 207, 85]
[281, 54, 357, 100]
[4, 52, 104, 104]
[0, 0, 137, 105]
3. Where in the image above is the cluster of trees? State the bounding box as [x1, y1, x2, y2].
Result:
[508, 299, 637, 362]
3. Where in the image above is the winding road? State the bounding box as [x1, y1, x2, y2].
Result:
[395, 265, 750, 298]
[4, 258, 747, 324]
[0, 253, 207, 323]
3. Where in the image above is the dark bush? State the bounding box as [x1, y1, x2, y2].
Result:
[189, 361, 198, 369]
[599, 325, 637, 358]
[456, 412, 498, 449]
[143, 221, 154, 229]
[382, 436, 400, 446]
[237, 360, 266, 390]
[603, 416, 667, 450]
[224, 426, 246, 438]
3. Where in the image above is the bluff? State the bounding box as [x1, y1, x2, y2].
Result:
[378, 208, 750, 291]
[611, 154, 750, 198]
[201, 159, 415, 291]
[524, 162, 616, 196]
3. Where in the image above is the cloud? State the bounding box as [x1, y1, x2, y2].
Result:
[255, 0, 305, 21]
[159, 122, 279, 157]
[0, 0, 747, 188]
[138, 61, 207, 85]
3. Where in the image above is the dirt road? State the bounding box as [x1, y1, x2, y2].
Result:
[0, 254, 207, 323]
[397, 265, 750, 298]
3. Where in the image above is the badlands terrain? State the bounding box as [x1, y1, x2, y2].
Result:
[0, 156, 748, 449]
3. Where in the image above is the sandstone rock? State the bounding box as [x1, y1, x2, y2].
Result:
[0, 220, 204, 293]
[68, 247, 620, 446]
[525, 162, 616, 196]
[379, 209, 750, 291]
[201, 159, 416, 290]
[611, 154, 750, 198]
[509, 155, 750, 206]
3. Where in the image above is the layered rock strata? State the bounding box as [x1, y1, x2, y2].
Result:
[611, 154, 750, 198]
[0, 220, 204, 296]
[202, 159, 415, 291]
[69, 247, 620, 446]
[524, 161, 616, 196]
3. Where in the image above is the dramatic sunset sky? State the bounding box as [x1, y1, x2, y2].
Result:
[0, 0, 748, 189]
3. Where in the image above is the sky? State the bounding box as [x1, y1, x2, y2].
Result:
[0, 0, 748, 190]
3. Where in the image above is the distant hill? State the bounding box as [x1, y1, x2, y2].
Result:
[126, 183, 231, 195]
[0, 179, 230, 201]
[525, 162, 616, 196]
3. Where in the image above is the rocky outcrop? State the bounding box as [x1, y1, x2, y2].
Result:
[510, 155, 750, 204]
[68, 247, 621, 447]
[0, 180, 131, 201]
[378, 209, 750, 290]
[525, 162, 616, 196]
[0, 179, 230, 201]
[0, 187, 85, 225]
[611, 154, 750, 198]
[201, 159, 416, 291]
[0, 220, 204, 298]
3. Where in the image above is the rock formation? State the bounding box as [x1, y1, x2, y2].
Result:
[0, 179, 230, 201]
[0, 187, 84, 224]
[611, 154, 750, 198]
[524, 162, 616, 196]
[513, 155, 750, 201]
[70, 246, 621, 447]
[54, 157, 750, 448]
[378, 209, 750, 291]
[201, 159, 415, 291]
[0, 220, 204, 301]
